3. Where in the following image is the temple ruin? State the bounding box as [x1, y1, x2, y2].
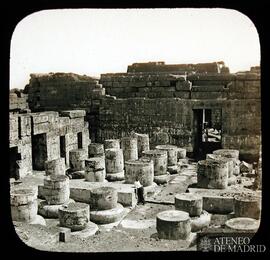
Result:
[9, 61, 262, 252]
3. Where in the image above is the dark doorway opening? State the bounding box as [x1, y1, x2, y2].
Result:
[10, 147, 21, 179]
[193, 109, 203, 160]
[193, 109, 222, 160]
[60, 135, 66, 164]
[77, 132, 83, 149]
[32, 133, 47, 170]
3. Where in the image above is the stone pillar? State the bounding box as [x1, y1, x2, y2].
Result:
[234, 194, 261, 219]
[177, 148, 187, 159]
[88, 143, 104, 158]
[104, 139, 120, 149]
[175, 193, 203, 217]
[233, 163, 241, 176]
[85, 157, 106, 182]
[212, 150, 240, 176]
[121, 137, 138, 162]
[197, 159, 228, 189]
[59, 202, 90, 231]
[132, 133, 150, 157]
[206, 154, 234, 178]
[69, 149, 87, 172]
[155, 145, 178, 166]
[10, 188, 38, 222]
[44, 158, 66, 176]
[124, 158, 154, 187]
[105, 148, 124, 181]
[141, 149, 169, 184]
[43, 175, 70, 205]
[89, 187, 125, 224]
[142, 150, 167, 176]
[90, 187, 118, 210]
[156, 210, 191, 240]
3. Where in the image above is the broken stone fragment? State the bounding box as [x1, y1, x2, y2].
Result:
[88, 143, 104, 158]
[175, 193, 203, 217]
[104, 139, 120, 149]
[234, 194, 261, 220]
[240, 161, 253, 174]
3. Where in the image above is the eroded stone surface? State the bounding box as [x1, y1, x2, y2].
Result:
[156, 210, 191, 240]
[59, 202, 90, 231]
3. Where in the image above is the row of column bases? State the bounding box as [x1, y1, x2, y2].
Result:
[10, 182, 260, 242]
[11, 137, 261, 241]
[46, 133, 187, 187]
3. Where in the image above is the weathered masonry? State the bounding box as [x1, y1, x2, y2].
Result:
[9, 110, 90, 179]
[24, 73, 105, 141]
[10, 61, 261, 179]
[99, 65, 261, 161]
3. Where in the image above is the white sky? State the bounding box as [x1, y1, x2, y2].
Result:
[10, 8, 260, 89]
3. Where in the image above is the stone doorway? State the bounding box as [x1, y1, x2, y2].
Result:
[32, 133, 47, 170]
[77, 132, 83, 149]
[60, 135, 67, 165]
[10, 146, 21, 179]
[193, 109, 222, 160]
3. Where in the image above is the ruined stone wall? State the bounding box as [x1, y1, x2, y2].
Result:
[9, 109, 90, 178]
[100, 73, 260, 100]
[9, 90, 29, 112]
[18, 69, 261, 163]
[127, 61, 229, 73]
[98, 72, 261, 161]
[59, 110, 90, 167]
[26, 73, 105, 112]
[221, 100, 261, 161]
[100, 73, 183, 98]
[25, 73, 105, 141]
[10, 114, 19, 146]
[98, 97, 260, 160]
[98, 97, 194, 151]
[10, 113, 32, 178]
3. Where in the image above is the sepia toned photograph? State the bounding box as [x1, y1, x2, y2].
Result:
[9, 8, 263, 252]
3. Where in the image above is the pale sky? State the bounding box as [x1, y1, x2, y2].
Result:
[10, 8, 260, 89]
